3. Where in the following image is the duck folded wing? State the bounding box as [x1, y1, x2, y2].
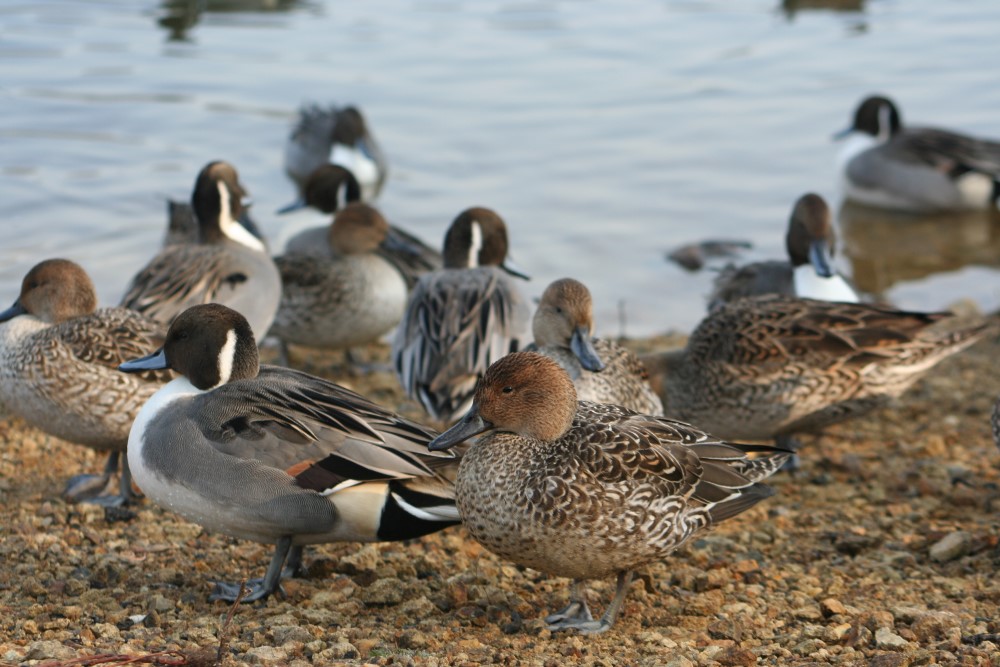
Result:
[186, 366, 447, 480]
[54, 308, 169, 380]
[904, 128, 1000, 175]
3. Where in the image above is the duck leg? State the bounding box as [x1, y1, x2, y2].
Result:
[548, 571, 634, 635]
[209, 536, 292, 603]
[64, 451, 118, 502]
[544, 579, 594, 627]
[282, 545, 308, 578]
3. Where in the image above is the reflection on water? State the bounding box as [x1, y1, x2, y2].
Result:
[839, 202, 1000, 298]
[158, 0, 306, 41]
[780, 0, 865, 17]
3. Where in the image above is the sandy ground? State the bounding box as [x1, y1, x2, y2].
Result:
[1, 334, 999, 667]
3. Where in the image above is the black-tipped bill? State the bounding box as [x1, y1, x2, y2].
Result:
[0, 301, 27, 323]
[501, 257, 530, 280]
[808, 239, 835, 278]
[275, 197, 307, 215]
[571, 326, 605, 372]
[427, 406, 493, 452]
[119, 348, 169, 373]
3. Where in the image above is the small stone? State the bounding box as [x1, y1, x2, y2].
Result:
[820, 598, 848, 618]
[716, 647, 757, 667]
[92, 622, 120, 640]
[244, 646, 289, 665]
[149, 594, 174, 612]
[665, 658, 695, 667]
[271, 625, 314, 645]
[316, 640, 358, 661]
[793, 605, 823, 621]
[360, 577, 405, 605]
[929, 531, 972, 563]
[909, 611, 961, 642]
[25, 640, 76, 661]
[338, 544, 380, 573]
[397, 629, 429, 649]
[826, 623, 853, 642]
[875, 627, 909, 650]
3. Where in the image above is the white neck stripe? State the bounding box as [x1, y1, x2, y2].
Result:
[467, 221, 483, 268]
[216, 329, 237, 386]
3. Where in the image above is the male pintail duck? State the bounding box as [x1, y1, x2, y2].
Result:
[709, 193, 858, 309]
[0, 259, 169, 505]
[121, 161, 282, 341]
[282, 190, 442, 290]
[164, 198, 265, 249]
[428, 352, 789, 634]
[641, 295, 990, 446]
[119, 304, 459, 602]
[281, 103, 388, 211]
[269, 203, 411, 358]
[393, 207, 531, 424]
[528, 278, 663, 415]
[836, 95, 1000, 212]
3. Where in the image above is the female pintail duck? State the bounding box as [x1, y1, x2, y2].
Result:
[269, 203, 411, 358]
[281, 183, 442, 290]
[428, 352, 789, 634]
[0, 259, 169, 505]
[836, 95, 1000, 212]
[281, 104, 388, 211]
[121, 161, 282, 341]
[119, 304, 459, 603]
[641, 295, 990, 447]
[528, 278, 663, 415]
[709, 194, 858, 309]
[393, 207, 531, 425]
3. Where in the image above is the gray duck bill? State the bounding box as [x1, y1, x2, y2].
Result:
[427, 407, 492, 451]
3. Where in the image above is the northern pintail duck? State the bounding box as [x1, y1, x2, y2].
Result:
[528, 278, 663, 415]
[393, 207, 531, 424]
[836, 95, 1000, 212]
[164, 198, 265, 249]
[709, 193, 858, 309]
[0, 259, 169, 505]
[282, 191, 442, 290]
[281, 104, 387, 211]
[269, 203, 410, 355]
[641, 295, 989, 446]
[428, 352, 789, 634]
[121, 161, 282, 340]
[119, 304, 459, 602]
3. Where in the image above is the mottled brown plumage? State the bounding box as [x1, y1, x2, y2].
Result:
[642, 295, 990, 442]
[428, 352, 787, 634]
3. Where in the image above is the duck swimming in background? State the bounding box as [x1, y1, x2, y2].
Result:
[641, 295, 990, 448]
[121, 161, 282, 341]
[836, 94, 1000, 212]
[269, 203, 411, 360]
[0, 259, 169, 506]
[120, 304, 459, 602]
[428, 352, 789, 634]
[280, 104, 388, 211]
[529, 278, 663, 415]
[393, 207, 531, 425]
[709, 193, 858, 309]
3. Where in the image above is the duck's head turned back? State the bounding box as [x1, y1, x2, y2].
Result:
[0, 258, 97, 324]
[442, 207, 511, 269]
[191, 160, 256, 247]
[847, 95, 901, 139]
[786, 193, 836, 271]
[328, 203, 390, 255]
[122, 304, 259, 390]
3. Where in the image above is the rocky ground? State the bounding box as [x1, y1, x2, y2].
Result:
[1, 332, 999, 667]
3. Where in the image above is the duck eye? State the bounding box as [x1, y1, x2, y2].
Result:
[502, 386, 513, 394]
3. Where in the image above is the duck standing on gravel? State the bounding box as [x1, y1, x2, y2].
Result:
[120, 161, 282, 341]
[528, 277, 663, 415]
[0, 259, 170, 506]
[119, 304, 459, 603]
[269, 203, 413, 364]
[641, 295, 990, 450]
[393, 207, 531, 425]
[428, 351, 789, 634]
[709, 193, 858, 309]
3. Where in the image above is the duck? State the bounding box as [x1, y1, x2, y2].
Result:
[0, 259, 170, 505]
[709, 193, 858, 309]
[282, 103, 388, 208]
[119, 303, 460, 602]
[120, 161, 282, 341]
[641, 294, 990, 448]
[164, 197, 265, 249]
[427, 351, 789, 634]
[281, 180, 442, 290]
[836, 94, 1000, 212]
[393, 207, 531, 425]
[268, 203, 410, 358]
[528, 278, 663, 415]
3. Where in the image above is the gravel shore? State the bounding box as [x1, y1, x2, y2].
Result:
[1, 333, 999, 667]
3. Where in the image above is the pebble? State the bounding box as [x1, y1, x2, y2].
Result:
[929, 531, 972, 563]
[874, 627, 910, 650]
[244, 646, 290, 665]
[24, 640, 75, 661]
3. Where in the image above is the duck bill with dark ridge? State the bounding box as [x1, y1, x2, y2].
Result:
[119, 348, 169, 373]
[0, 301, 28, 322]
[428, 407, 492, 452]
[808, 238, 835, 278]
[570, 326, 606, 372]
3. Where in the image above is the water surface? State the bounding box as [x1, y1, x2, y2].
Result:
[3, 0, 1000, 336]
